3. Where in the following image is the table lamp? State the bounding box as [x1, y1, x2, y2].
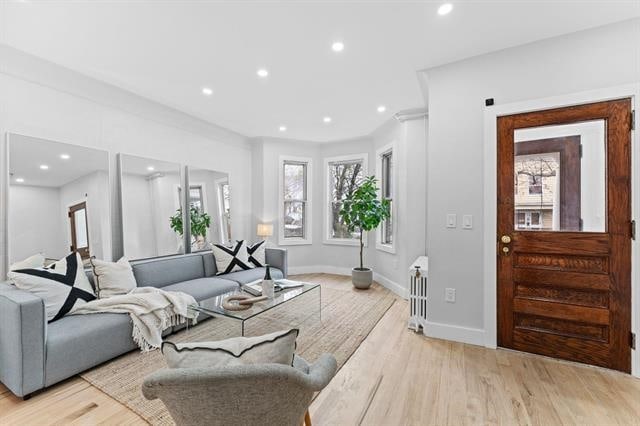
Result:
[256, 223, 274, 245]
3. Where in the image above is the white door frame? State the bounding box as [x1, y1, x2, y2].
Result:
[483, 83, 640, 377]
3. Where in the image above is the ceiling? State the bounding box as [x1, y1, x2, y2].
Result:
[8, 134, 109, 187]
[1, 1, 638, 142]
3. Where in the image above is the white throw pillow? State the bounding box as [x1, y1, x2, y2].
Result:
[10, 253, 45, 271]
[8, 252, 96, 322]
[246, 240, 266, 268]
[212, 240, 251, 275]
[90, 257, 137, 298]
[162, 329, 298, 368]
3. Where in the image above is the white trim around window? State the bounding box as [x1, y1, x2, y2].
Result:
[375, 142, 397, 254]
[323, 153, 369, 246]
[278, 155, 313, 246]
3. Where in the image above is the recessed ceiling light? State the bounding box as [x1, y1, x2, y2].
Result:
[60, 154, 70, 160]
[438, 3, 453, 15]
[323, 116, 332, 123]
[147, 166, 155, 171]
[279, 126, 287, 132]
[15, 178, 24, 183]
[331, 41, 345, 52]
[202, 87, 213, 96]
[39, 164, 49, 170]
[377, 105, 387, 113]
[257, 68, 269, 78]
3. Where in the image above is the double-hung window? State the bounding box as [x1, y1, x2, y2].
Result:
[324, 154, 368, 245]
[279, 156, 312, 245]
[376, 144, 395, 252]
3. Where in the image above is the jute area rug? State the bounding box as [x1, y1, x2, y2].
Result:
[80, 275, 396, 425]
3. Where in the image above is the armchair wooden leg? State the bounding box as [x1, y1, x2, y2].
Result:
[304, 410, 312, 426]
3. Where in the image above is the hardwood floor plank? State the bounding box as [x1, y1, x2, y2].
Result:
[1, 274, 639, 425]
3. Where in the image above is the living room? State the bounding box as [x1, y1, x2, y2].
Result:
[1, 1, 640, 425]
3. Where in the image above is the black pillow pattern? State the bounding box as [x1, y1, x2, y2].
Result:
[212, 240, 251, 275]
[8, 252, 96, 322]
[247, 240, 266, 268]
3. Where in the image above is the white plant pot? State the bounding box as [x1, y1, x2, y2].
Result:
[352, 268, 373, 289]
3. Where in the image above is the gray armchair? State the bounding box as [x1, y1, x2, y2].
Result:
[142, 354, 337, 426]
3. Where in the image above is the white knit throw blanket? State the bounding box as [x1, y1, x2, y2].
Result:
[71, 287, 199, 351]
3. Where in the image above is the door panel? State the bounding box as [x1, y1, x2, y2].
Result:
[497, 99, 632, 372]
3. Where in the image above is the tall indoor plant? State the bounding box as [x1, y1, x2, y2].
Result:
[339, 176, 390, 289]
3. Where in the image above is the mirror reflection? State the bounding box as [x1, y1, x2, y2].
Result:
[186, 167, 231, 251]
[120, 154, 183, 259]
[513, 119, 606, 232]
[8, 134, 111, 266]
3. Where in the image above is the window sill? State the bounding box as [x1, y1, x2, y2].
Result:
[323, 238, 368, 247]
[278, 238, 313, 246]
[376, 243, 396, 254]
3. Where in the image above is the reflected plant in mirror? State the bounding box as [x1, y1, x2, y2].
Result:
[8, 134, 111, 267]
[169, 207, 212, 251]
[186, 167, 232, 250]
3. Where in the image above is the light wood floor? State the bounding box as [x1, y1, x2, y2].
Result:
[2, 273, 640, 425]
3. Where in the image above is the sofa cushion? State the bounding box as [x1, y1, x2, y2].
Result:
[45, 313, 137, 386]
[162, 277, 239, 302]
[222, 267, 284, 285]
[202, 252, 218, 277]
[132, 254, 205, 288]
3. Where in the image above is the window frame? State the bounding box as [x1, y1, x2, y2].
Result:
[375, 142, 397, 253]
[279, 156, 313, 246]
[323, 153, 369, 246]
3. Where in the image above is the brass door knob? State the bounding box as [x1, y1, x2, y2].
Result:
[501, 235, 512, 244]
[502, 246, 510, 254]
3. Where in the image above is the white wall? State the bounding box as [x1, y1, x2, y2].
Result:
[422, 19, 640, 333]
[0, 44, 253, 276]
[121, 173, 157, 259]
[8, 185, 65, 262]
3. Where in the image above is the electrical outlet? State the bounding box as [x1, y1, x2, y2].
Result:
[445, 288, 456, 303]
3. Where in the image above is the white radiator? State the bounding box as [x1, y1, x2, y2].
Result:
[407, 256, 428, 332]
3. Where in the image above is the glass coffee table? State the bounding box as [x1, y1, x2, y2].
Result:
[188, 281, 321, 336]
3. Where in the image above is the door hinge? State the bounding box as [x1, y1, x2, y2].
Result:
[631, 220, 636, 240]
[579, 144, 583, 158]
[631, 332, 636, 350]
[631, 110, 636, 131]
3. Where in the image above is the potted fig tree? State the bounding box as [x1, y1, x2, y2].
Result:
[339, 176, 390, 289]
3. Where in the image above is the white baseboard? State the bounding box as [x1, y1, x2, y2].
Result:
[288, 265, 406, 299]
[421, 320, 485, 347]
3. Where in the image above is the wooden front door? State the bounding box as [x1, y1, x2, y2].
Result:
[497, 99, 633, 372]
[68, 201, 90, 259]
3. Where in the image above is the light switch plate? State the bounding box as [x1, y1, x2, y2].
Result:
[446, 214, 457, 228]
[462, 215, 473, 229]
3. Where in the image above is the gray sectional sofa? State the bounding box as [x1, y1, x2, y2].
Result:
[0, 248, 288, 398]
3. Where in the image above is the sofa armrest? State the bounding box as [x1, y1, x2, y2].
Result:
[265, 248, 288, 278]
[0, 282, 46, 397]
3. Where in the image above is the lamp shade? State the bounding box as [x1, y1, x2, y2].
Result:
[256, 223, 273, 238]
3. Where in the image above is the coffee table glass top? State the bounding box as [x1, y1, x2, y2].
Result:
[190, 281, 320, 321]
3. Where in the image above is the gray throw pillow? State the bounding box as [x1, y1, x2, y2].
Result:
[162, 329, 298, 368]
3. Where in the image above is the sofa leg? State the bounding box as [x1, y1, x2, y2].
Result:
[22, 393, 32, 401]
[304, 410, 312, 426]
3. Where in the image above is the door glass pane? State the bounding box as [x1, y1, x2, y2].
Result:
[74, 209, 88, 248]
[513, 119, 606, 232]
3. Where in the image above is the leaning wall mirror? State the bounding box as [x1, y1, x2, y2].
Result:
[119, 154, 184, 259]
[7, 134, 111, 266]
[186, 166, 232, 251]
